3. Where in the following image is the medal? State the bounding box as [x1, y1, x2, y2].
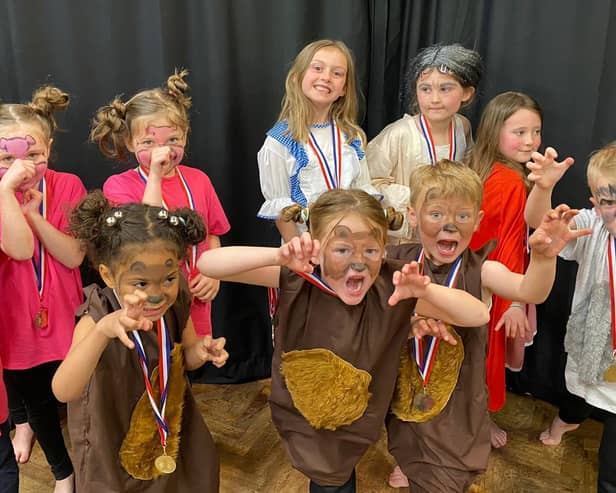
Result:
[35, 306, 48, 329]
[605, 237, 616, 383]
[413, 389, 435, 412]
[131, 318, 176, 474]
[604, 365, 616, 383]
[308, 120, 343, 190]
[410, 249, 462, 405]
[419, 114, 456, 164]
[31, 178, 48, 330]
[154, 452, 177, 474]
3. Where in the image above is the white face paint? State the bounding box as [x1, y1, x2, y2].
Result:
[591, 178, 616, 235]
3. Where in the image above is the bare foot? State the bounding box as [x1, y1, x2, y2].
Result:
[388, 465, 409, 488]
[490, 419, 507, 448]
[12, 422, 35, 464]
[540, 416, 579, 446]
[54, 472, 75, 493]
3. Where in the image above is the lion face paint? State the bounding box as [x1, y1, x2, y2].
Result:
[318, 214, 384, 305]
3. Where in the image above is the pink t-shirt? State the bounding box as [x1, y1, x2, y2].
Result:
[0, 169, 86, 370]
[103, 165, 230, 336]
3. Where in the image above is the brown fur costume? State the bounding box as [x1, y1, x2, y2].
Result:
[281, 348, 372, 430]
[390, 327, 464, 422]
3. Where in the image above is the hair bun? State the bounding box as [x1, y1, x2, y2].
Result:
[167, 69, 192, 110]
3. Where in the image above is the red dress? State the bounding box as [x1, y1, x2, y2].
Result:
[469, 163, 527, 412]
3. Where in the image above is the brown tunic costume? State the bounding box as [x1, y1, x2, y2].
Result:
[68, 285, 219, 493]
[270, 262, 417, 486]
[386, 243, 493, 493]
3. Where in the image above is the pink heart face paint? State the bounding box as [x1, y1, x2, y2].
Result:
[0, 135, 48, 191]
[134, 125, 185, 170]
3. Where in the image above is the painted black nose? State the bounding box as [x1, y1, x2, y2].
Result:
[350, 262, 367, 272]
[442, 223, 457, 233]
[147, 295, 164, 304]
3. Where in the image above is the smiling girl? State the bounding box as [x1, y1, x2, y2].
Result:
[467, 91, 543, 447]
[257, 40, 378, 242]
[52, 191, 227, 492]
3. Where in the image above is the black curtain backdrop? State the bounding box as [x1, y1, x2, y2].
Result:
[1, 0, 615, 395]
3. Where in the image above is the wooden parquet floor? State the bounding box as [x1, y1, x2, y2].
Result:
[18, 381, 601, 492]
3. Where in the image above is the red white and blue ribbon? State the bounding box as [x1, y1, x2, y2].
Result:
[131, 318, 172, 448]
[308, 120, 342, 190]
[136, 165, 198, 273]
[418, 114, 456, 165]
[411, 249, 462, 386]
[32, 177, 47, 297]
[295, 270, 338, 297]
[607, 237, 616, 357]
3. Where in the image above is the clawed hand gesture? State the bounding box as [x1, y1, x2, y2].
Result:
[98, 289, 153, 349]
[409, 315, 457, 345]
[278, 232, 320, 273]
[529, 204, 592, 257]
[388, 261, 431, 306]
[149, 146, 175, 177]
[526, 147, 574, 190]
[195, 336, 229, 368]
[21, 188, 43, 216]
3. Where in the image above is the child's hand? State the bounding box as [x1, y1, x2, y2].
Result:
[278, 232, 320, 273]
[21, 188, 43, 217]
[148, 146, 174, 177]
[526, 147, 574, 190]
[97, 290, 153, 349]
[195, 336, 228, 368]
[389, 261, 431, 306]
[529, 204, 592, 257]
[410, 316, 457, 345]
[495, 304, 529, 338]
[0, 160, 36, 193]
[189, 273, 220, 302]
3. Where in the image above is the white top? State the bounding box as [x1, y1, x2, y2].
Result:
[257, 123, 378, 221]
[559, 208, 616, 413]
[366, 113, 469, 242]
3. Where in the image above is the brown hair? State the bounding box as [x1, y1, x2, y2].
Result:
[279, 39, 366, 145]
[587, 142, 616, 192]
[90, 69, 191, 161]
[466, 91, 542, 183]
[409, 159, 483, 211]
[0, 86, 69, 142]
[280, 189, 403, 245]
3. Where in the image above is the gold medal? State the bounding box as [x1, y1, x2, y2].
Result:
[154, 454, 176, 474]
[604, 364, 616, 383]
[34, 306, 48, 329]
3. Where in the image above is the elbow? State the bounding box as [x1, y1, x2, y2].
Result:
[478, 305, 490, 326]
[1, 241, 34, 260]
[51, 378, 71, 404]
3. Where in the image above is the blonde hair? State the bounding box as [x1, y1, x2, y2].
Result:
[587, 142, 616, 192]
[280, 189, 403, 245]
[90, 69, 191, 161]
[466, 91, 542, 184]
[409, 159, 483, 211]
[0, 86, 69, 143]
[278, 39, 365, 145]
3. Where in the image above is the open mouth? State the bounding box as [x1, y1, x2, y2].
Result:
[437, 240, 458, 256]
[345, 275, 366, 294]
[314, 84, 331, 93]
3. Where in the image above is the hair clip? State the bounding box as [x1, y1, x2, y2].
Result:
[383, 208, 389, 219]
[158, 209, 168, 219]
[168, 215, 187, 227]
[438, 64, 451, 74]
[300, 207, 310, 224]
[105, 210, 123, 226]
